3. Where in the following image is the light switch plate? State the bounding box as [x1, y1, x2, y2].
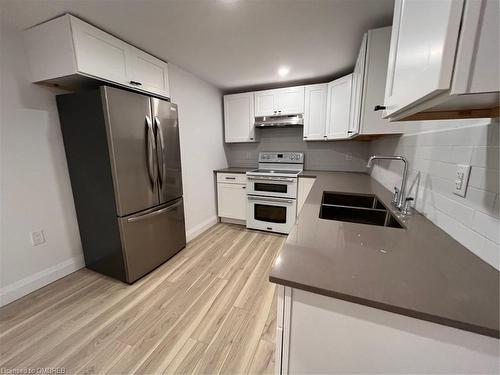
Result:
[453, 164, 471, 197]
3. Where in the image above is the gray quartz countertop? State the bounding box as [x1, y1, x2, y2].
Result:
[269, 171, 499, 338]
[214, 167, 255, 174]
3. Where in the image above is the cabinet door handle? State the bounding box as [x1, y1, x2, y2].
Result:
[130, 80, 142, 86]
[374, 105, 386, 111]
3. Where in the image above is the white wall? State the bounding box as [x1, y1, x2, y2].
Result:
[0, 22, 227, 305]
[225, 127, 370, 172]
[168, 64, 228, 241]
[369, 118, 499, 269]
[0, 22, 84, 306]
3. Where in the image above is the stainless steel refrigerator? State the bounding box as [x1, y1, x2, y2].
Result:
[57, 86, 186, 283]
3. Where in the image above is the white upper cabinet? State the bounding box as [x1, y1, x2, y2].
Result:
[383, 0, 499, 121]
[326, 74, 353, 140]
[224, 93, 256, 143]
[126, 46, 170, 96]
[254, 86, 305, 116]
[303, 84, 328, 141]
[254, 91, 276, 117]
[355, 27, 404, 136]
[70, 17, 129, 86]
[24, 14, 170, 99]
[383, 0, 463, 118]
[348, 34, 367, 138]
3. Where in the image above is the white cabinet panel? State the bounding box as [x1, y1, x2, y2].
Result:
[254, 86, 305, 116]
[285, 288, 499, 374]
[254, 91, 276, 116]
[24, 14, 171, 99]
[70, 16, 129, 85]
[383, 0, 464, 118]
[452, 0, 500, 95]
[326, 74, 353, 140]
[297, 177, 316, 214]
[217, 181, 247, 221]
[359, 27, 404, 135]
[349, 34, 366, 138]
[303, 84, 328, 141]
[275, 86, 305, 115]
[224, 93, 255, 143]
[126, 47, 170, 98]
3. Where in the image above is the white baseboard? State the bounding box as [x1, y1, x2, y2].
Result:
[186, 216, 219, 243]
[0, 255, 85, 307]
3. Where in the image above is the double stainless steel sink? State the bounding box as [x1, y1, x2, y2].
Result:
[319, 192, 405, 229]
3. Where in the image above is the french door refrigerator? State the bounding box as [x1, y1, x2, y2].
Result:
[57, 86, 186, 283]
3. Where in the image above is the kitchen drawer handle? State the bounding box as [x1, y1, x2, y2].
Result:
[247, 176, 294, 182]
[248, 196, 293, 204]
[225, 177, 236, 180]
[130, 80, 142, 86]
[127, 199, 182, 222]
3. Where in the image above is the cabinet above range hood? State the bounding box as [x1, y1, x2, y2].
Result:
[254, 114, 303, 128]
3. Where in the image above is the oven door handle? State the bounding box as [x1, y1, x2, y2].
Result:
[247, 196, 294, 204]
[247, 176, 295, 182]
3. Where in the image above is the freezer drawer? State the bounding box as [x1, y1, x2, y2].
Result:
[118, 197, 186, 283]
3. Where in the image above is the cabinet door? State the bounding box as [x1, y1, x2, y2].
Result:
[349, 34, 367, 137]
[224, 93, 255, 143]
[303, 84, 328, 141]
[383, 0, 464, 118]
[254, 91, 276, 116]
[217, 183, 247, 221]
[297, 177, 316, 214]
[451, 0, 500, 95]
[326, 75, 353, 140]
[275, 86, 305, 115]
[70, 16, 129, 85]
[126, 46, 170, 98]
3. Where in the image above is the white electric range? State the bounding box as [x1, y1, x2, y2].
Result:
[246, 152, 304, 234]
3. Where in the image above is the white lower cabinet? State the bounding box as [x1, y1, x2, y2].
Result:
[276, 287, 499, 374]
[217, 173, 247, 222]
[297, 177, 316, 214]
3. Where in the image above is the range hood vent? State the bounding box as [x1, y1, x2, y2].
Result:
[254, 114, 303, 128]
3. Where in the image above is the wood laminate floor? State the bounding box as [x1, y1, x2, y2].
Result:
[0, 224, 285, 374]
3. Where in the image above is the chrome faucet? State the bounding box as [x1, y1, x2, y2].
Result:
[366, 155, 410, 213]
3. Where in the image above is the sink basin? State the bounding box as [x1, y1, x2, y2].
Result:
[319, 192, 405, 229]
[322, 192, 386, 209]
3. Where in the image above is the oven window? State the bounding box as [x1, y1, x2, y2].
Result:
[254, 183, 288, 194]
[254, 204, 287, 223]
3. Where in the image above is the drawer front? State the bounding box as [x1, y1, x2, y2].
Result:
[217, 173, 247, 184]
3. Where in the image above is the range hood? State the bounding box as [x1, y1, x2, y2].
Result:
[254, 114, 303, 128]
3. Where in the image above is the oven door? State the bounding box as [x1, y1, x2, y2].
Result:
[246, 176, 297, 198]
[247, 195, 297, 234]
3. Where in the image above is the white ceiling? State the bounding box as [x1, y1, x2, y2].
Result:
[2, 0, 394, 91]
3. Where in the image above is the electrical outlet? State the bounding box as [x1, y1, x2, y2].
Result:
[346, 152, 353, 161]
[30, 230, 46, 246]
[453, 165, 471, 197]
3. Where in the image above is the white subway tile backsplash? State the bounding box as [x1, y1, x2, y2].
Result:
[433, 192, 475, 227]
[472, 211, 500, 244]
[370, 120, 499, 269]
[471, 146, 499, 170]
[449, 146, 473, 164]
[469, 167, 499, 193]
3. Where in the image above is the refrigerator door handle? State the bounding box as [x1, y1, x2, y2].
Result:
[145, 116, 157, 186]
[154, 116, 166, 186]
[127, 198, 182, 223]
